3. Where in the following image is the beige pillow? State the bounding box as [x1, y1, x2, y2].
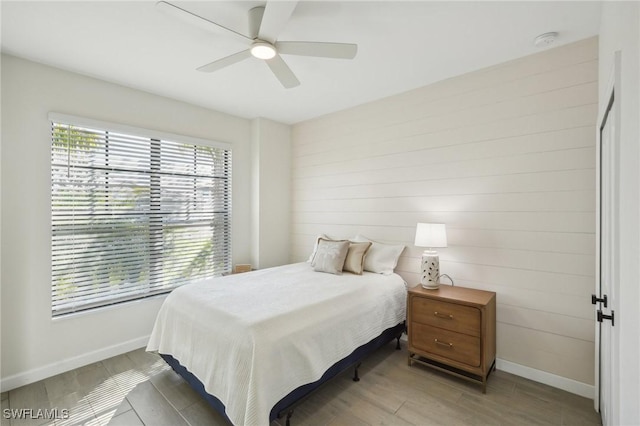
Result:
[311, 238, 349, 275]
[343, 241, 372, 275]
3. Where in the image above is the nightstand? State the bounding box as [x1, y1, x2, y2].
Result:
[407, 285, 496, 392]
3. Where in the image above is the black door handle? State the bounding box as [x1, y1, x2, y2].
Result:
[592, 294, 608, 307]
[597, 309, 615, 326]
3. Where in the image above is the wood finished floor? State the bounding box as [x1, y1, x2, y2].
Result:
[1, 342, 601, 426]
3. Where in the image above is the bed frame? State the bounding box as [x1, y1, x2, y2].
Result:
[160, 321, 405, 425]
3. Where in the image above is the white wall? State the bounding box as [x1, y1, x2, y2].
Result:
[0, 55, 253, 390]
[598, 2, 640, 424]
[291, 38, 598, 394]
[250, 118, 291, 269]
[0, 49, 3, 389]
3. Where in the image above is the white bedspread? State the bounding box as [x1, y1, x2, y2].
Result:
[146, 262, 406, 425]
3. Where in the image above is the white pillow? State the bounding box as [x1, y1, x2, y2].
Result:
[307, 234, 328, 263]
[352, 234, 405, 275]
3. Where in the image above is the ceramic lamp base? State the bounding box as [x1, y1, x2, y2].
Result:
[420, 251, 440, 289]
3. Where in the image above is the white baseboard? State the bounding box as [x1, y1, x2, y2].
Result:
[400, 338, 592, 398]
[0, 335, 150, 392]
[496, 358, 594, 399]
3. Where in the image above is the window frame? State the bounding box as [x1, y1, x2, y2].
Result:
[49, 112, 233, 317]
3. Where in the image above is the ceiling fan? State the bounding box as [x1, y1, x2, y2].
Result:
[157, 1, 358, 88]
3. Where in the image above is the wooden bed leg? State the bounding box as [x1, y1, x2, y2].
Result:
[395, 335, 401, 350]
[285, 409, 294, 426]
[353, 362, 361, 382]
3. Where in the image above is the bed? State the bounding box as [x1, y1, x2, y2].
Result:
[146, 262, 407, 425]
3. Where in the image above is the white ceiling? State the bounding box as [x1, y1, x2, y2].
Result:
[1, 1, 601, 125]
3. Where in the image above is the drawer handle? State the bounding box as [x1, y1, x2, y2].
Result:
[434, 311, 454, 319]
[434, 339, 453, 348]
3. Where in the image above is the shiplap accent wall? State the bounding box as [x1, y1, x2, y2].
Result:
[290, 37, 597, 386]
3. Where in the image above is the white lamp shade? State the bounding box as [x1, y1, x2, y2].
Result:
[414, 223, 447, 248]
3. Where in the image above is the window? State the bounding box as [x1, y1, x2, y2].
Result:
[50, 114, 232, 316]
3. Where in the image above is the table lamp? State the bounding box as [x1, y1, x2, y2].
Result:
[414, 223, 447, 289]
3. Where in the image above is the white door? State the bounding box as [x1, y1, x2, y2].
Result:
[595, 52, 621, 426]
[599, 99, 614, 426]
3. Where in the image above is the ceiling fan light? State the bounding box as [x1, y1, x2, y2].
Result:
[251, 42, 276, 60]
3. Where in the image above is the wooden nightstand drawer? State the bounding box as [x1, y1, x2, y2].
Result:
[411, 297, 481, 337]
[411, 323, 481, 367]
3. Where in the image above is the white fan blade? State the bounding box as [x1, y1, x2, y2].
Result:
[265, 54, 300, 88]
[197, 49, 252, 73]
[156, 1, 250, 44]
[276, 41, 357, 59]
[258, 1, 298, 43]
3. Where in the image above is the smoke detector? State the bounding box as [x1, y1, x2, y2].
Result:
[534, 32, 558, 48]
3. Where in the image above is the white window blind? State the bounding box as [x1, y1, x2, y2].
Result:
[51, 116, 232, 316]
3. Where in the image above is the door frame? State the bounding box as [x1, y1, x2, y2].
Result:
[595, 50, 621, 420]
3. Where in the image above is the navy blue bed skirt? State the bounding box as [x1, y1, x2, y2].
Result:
[160, 321, 405, 424]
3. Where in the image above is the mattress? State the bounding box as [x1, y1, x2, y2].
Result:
[146, 262, 407, 425]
